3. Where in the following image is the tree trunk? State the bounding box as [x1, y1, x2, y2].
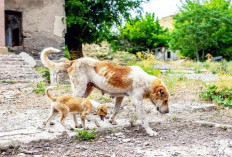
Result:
[65, 27, 83, 60]
[202, 49, 205, 60]
[195, 44, 199, 62]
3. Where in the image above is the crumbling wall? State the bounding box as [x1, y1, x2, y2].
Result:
[5, 0, 65, 57]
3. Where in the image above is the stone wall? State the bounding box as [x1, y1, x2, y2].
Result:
[5, 0, 65, 56]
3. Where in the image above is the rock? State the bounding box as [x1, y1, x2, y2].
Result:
[114, 132, 124, 137]
[122, 139, 131, 143]
[144, 142, 151, 146]
[19, 52, 36, 67]
[0, 47, 8, 54]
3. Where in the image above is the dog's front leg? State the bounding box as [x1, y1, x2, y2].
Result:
[85, 116, 100, 128]
[109, 96, 124, 125]
[72, 114, 82, 128]
[131, 90, 158, 137]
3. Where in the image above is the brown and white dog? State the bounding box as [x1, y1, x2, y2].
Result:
[41, 47, 170, 136]
[44, 86, 108, 130]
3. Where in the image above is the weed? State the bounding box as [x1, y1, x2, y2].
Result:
[10, 80, 16, 84]
[33, 81, 46, 94]
[220, 125, 228, 130]
[201, 123, 214, 128]
[2, 80, 6, 83]
[35, 67, 50, 82]
[104, 129, 114, 134]
[172, 115, 178, 121]
[64, 45, 71, 60]
[200, 76, 232, 107]
[74, 129, 97, 141]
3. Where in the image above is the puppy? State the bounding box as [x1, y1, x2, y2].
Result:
[44, 86, 107, 130]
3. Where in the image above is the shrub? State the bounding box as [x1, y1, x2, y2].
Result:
[35, 67, 50, 82]
[200, 77, 232, 107]
[74, 129, 97, 141]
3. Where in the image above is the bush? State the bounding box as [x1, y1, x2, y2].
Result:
[74, 129, 97, 141]
[200, 79, 232, 107]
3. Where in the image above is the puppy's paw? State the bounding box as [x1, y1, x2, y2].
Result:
[109, 119, 118, 125]
[69, 127, 75, 131]
[84, 127, 90, 130]
[75, 124, 83, 128]
[43, 121, 55, 126]
[145, 127, 158, 137]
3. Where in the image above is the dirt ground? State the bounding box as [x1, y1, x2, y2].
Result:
[1, 79, 232, 157]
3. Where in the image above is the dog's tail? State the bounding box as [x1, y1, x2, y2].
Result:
[41, 47, 72, 70]
[45, 86, 57, 102]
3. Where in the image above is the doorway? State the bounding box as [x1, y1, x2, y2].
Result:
[5, 10, 23, 47]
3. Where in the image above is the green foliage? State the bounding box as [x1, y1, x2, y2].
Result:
[172, 115, 178, 121]
[35, 67, 50, 82]
[74, 129, 97, 141]
[33, 81, 46, 94]
[220, 125, 228, 130]
[110, 13, 170, 53]
[2, 80, 6, 83]
[170, 0, 232, 61]
[200, 84, 232, 107]
[64, 45, 71, 60]
[65, 0, 147, 58]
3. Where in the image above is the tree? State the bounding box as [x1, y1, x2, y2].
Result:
[110, 13, 170, 53]
[65, 0, 148, 59]
[170, 0, 232, 61]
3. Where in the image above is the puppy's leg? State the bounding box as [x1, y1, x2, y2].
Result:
[81, 117, 86, 129]
[131, 90, 158, 137]
[110, 96, 124, 125]
[44, 107, 59, 128]
[72, 114, 82, 128]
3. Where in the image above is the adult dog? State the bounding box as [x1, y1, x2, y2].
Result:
[41, 47, 170, 136]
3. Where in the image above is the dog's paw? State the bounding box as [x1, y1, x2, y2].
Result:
[145, 127, 158, 137]
[75, 124, 83, 128]
[69, 127, 75, 131]
[109, 120, 118, 125]
[43, 121, 55, 126]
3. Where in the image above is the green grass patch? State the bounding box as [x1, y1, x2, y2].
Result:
[74, 129, 97, 141]
[33, 81, 46, 94]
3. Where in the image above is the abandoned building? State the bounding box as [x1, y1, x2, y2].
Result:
[0, 0, 65, 56]
[153, 47, 179, 61]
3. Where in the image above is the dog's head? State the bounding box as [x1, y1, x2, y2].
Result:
[149, 79, 169, 114]
[97, 104, 108, 121]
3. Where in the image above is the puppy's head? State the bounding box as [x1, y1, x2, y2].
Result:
[97, 104, 108, 121]
[150, 79, 170, 114]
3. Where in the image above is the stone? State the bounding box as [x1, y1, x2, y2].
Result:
[19, 52, 36, 67]
[0, 47, 8, 54]
[122, 139, 131, 143]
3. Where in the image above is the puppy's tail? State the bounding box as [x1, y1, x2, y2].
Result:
[45, 86, 57, 102]
[40, 47, 72, 70]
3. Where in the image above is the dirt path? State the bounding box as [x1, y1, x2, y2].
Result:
[1, 80, 232, 156]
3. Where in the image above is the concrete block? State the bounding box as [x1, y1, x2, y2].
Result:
[0, 47, 8, 54]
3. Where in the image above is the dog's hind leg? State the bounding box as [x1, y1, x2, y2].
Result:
[70, 74, 88, 98]
[109, 96, 124, 125]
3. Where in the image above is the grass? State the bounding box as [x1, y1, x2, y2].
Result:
[33, 80, 46, 94]
[74, 129, 97, 141]
[220, 125, 228, 130]
[35, 67, 50, 82]
[2, 80, 7, 83]
[172, 115, 178, 121]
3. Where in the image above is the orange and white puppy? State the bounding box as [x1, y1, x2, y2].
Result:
[41, 48, 169, 136]
[44, 86, 107, 130]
